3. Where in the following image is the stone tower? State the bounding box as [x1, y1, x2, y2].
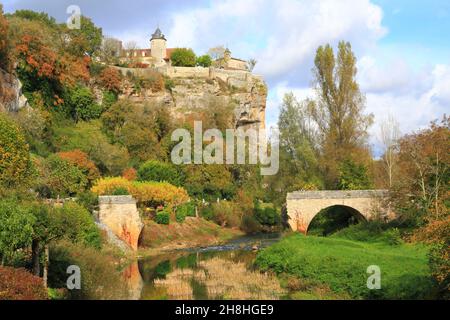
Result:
[150, 27, 167, 65]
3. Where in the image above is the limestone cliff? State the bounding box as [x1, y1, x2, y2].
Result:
[116, 67, 267, 130]
[0, 68, 29, 112]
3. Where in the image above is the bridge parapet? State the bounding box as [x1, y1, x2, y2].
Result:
[287, 190, 389, 200]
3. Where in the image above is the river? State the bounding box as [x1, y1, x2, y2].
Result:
[123, 233, 285, 300]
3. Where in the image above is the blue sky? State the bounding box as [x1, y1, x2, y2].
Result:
[3, 0, 450, 155]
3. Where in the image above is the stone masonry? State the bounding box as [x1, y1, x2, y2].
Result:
[98, 195, 144, 251]
[286, 190, 390, 234]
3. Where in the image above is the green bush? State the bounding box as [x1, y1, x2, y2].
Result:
[164, 78, 175, 91]
[176, 202, 196, 218]
[196, 55, 212, 67]
[137, 160, 184, 186]
[170, 48, 196, 67]
[241, 215, 262, 234]
[200, 206, 214, 220]
[175, 210, 186, 223]
[55, 202, 102, 249]
[155, 209, 170, 225]
[111, 187, 129, 196]
[255, 206, 280, 226]
[48, 242, 126, 300]
[331, 222, 402, 245]
[102, 90, 118, 109]
[64, 86, 102, 121]
[75, 191, 99, 212]
[210, 201, 241, 228]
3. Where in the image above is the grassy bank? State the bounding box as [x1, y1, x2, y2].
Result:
[139, 217, 243, 252]
[255, 231, 435, 299]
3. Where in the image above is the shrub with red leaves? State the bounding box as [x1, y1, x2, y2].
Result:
[0, 266, 48, 300]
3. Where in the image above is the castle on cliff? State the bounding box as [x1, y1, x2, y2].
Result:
[120, 27, 248, 71]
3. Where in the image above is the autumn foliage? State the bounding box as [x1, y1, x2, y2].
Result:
[122, 167, 137, 181]
[99, 67, 122, 94]
[57, 150, 100, 184]
[92, 177, 189, 207]
[0, 5, 9, 70]
[0, 266, 48, 300]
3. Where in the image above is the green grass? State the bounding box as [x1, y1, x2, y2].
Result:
[255, 232, 436, 299]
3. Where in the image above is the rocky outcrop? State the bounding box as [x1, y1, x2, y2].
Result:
[0, 68, 29, 112]
[117, 67, 267, 130]
[98, 195, 144, 251]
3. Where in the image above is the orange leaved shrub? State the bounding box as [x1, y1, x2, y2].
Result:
[122, 167, 137, 181]
[91, 177, 189, 207]
[57, 150, 100, 185]
[0, 266, 48, 300]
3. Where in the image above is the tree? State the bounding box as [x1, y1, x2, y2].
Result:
[0, 113, 31, 189]
[137, 160, 184, 186]
[101, 100, 173, 163]
[207, 46, 225, 60]
[64, 85, 102, 121]
[309, 41, 373, 188]
[99, 36, 122, 64]
[35, 154, 88, 198]
[0, 199, 35, 265]
[247, 58, 257, 72]
[171, 48, 197, 67]
[64, 16, 102, 56]
[0, 5, 10, 70]
[393, 116, 449, 223]
[30, 202, 101, 285]
[57, 150, 100, 186]
[338, 158, 372, 190]
[196, 54, 212, 67]
[267, 93, 322, 205]
[52, 120, 130, 176]
[98, 67, 122, 95]
[379, 113, 401, 188]
[183, 164, 235, 200]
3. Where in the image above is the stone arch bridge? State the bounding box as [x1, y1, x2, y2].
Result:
[286, 190, 390, 233]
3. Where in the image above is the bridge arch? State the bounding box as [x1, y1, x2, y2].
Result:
[286, 190, 389, 234]
[306, 204, 367, 235]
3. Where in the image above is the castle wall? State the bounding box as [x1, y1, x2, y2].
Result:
[227, 58, 248, 71]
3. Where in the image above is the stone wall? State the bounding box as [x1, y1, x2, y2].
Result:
[98, 195, 143, 251]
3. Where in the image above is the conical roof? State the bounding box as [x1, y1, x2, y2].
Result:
[151, 27, 166, 41]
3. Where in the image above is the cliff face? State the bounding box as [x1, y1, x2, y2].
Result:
[0, 69, 29, 113]
[117, 67, 267, 130]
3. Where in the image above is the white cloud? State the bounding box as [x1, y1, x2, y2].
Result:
[167, 0, 387, 83]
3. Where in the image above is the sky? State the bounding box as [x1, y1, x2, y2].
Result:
[3, 0, 450, 155]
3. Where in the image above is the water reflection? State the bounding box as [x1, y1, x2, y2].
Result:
[133, 234, 284, 300]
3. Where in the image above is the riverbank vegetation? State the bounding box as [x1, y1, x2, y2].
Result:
[256, 225, 435, 299]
